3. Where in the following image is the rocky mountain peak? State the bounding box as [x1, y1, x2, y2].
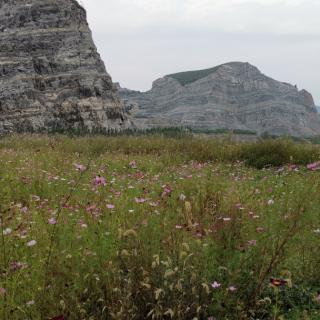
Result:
[117, 62, 320, 137]
[0, 0, 131, 134]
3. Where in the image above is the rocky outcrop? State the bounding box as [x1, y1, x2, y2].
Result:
[0, 0, 131, 134]
[119, 62, 320, 137]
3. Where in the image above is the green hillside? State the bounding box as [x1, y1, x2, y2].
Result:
[167, 64, 222, 85]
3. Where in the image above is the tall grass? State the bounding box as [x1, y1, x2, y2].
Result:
[0, 134, 320, 319]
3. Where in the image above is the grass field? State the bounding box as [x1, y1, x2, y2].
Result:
[1, 134, 320, 319]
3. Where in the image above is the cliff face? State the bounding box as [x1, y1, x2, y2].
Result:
[0, 0, 131, 134]
[119, 62, 320, 137]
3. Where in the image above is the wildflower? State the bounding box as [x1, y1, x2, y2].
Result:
[149, 201, 159, 207]
[211, 281, 221, 289]
[270, 278, 288, 288]
[26, 240, 37, 247]
[20, 207, 28, 214]
[106, 204, 115, 209]
[162, 185, 172, 198]
[228, 286, 237, 292]
[135, 197, 146, 203]
[74, 163, 86, 171]
[267, 199, 274, 205]
[179, 193, 186, 201]
[129, 160, 137, 169]
[248, 239, 257, 246]
[26, 300, 35, 306]
[93, 176, 106, 187]
[0, 287, 6, 297]
[288, 164, 298, 171]
[223, 217, 231, 222]
[175, 224, 183, 229]
[10, 261, 27, 272]
[315, 293, 320, 302]
[307, 162, 320, 171]
[3, 227, 12, 235]
[48, 218, 57, 225]
[256, 227, 264, 233]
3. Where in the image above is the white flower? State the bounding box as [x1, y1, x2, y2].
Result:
[3, 228, 12, 236]
[267, 199, 274, 205]
[26, 240, 37, 247]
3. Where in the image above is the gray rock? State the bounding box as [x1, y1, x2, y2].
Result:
[118, 62, 320, 137]
[0, 0, 131, 134]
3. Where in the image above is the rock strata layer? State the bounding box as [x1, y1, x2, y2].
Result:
[118, 62, 320, 137]
[0, 0, 130, 134]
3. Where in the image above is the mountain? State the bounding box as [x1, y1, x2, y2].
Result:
[118, 62, 320, 137]
[0, 0, 131, 134]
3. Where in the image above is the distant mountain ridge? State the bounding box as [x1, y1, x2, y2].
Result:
[117, 62, 320, 137]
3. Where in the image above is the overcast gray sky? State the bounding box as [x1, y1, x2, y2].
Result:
[80, 0, 320, 104]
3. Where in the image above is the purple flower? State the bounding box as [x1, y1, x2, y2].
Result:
[307, 162, 320, 171]
[106, 204, 115, 209]
[48, 218, 57, 225]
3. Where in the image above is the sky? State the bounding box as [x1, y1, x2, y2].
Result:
[79, 0, 320, 104]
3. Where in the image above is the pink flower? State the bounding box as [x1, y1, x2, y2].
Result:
[74, 163, 86, 172]
[162, 185, 172, 198]
[93, 176, 107, 187]
[248, 239, 257, 246]
[26, 240, 37, 247]
[129, 160, 137, 169]
[135, 197, 146, 203]
[106, 204, 115, 209]
[307, 162, 320, 171]
[0, 287, 6, 297]
[9, 261, 27, 272]
[48, 218, 57, 225]
[211, 281, 221, 289]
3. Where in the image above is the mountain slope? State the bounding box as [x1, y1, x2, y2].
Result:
[0, 0, 131, 134]
[118, 62, 320, 137]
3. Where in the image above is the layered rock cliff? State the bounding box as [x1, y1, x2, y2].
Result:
[118, 62, 320, 137]
[0, 0, 131, 134]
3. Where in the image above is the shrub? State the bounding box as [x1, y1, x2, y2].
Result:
[239, 139, 320, 169]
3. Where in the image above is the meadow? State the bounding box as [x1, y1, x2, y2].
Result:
[1, 134, 320, 319]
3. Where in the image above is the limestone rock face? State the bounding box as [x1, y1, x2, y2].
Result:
[119, 62, 320, 137]
[0, 0, 131, 134]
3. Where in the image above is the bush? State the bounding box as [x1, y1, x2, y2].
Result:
[239, 139, 320, 169]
